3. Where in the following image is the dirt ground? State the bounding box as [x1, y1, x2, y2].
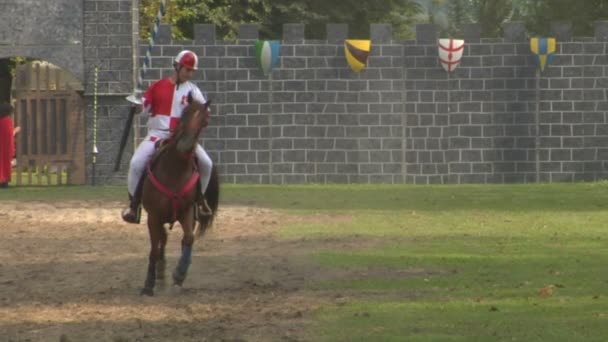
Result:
[0, 200, 420, 342]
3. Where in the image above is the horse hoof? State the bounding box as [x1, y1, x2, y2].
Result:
[170, 284, 184, 295]
[172, 270, 186, 286]
[173, 277, 184, 286]
[140, 287, 154, 296]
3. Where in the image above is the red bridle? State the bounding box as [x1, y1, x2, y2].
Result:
[146, 162, 199, 223]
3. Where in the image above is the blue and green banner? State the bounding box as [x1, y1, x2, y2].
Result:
[255, 40, 281, 76]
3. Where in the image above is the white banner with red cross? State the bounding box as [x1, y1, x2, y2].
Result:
[438, 39, 465, 73]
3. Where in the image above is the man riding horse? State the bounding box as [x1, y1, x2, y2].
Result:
[122, 50, 213, 224]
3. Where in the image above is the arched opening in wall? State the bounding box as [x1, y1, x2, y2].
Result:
[3, 58, 85, 186]
[0, 59, 17, 103]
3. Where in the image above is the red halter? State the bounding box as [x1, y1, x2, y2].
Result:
[146, 162, 199, 223]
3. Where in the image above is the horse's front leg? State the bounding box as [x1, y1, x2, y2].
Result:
[173, 207, 196, 286]
[141, 216, 162, 296]
[156, 225, 168, 280]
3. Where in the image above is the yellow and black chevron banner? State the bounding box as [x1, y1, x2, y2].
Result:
[344, 39, 371, 73]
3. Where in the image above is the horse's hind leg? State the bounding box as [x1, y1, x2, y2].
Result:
[141, 217, 162, 296]
[173, 211, 195, 286]
[156, 226, 168, 280]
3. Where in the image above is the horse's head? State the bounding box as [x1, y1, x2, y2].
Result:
[173, 99, 211, 157]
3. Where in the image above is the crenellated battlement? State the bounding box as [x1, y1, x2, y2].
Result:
[134, 19, 608, 185]
[146, 21, 608, 45]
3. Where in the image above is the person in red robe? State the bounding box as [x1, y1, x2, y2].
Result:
[0, 103, 16, 188]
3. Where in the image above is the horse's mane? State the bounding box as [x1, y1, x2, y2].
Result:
[173, 99, 210, 136]
[146, 99, 210, 169]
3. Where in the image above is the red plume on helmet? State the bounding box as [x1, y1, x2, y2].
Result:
[174, 50, 198, 70]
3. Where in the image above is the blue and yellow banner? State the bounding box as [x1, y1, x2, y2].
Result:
[530, 38, 556, 72]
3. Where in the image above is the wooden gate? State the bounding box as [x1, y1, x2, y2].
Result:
[11, 61, 85, 186]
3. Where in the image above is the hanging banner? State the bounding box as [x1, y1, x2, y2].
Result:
[255, 40, 281, 75]
[438, 38, 465, 73]
[344, 39, 371, 73]
[530, 37, 556, 72]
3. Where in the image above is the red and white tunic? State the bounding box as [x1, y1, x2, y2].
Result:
[141, 78, 207, 138]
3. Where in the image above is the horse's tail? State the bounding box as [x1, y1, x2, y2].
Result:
[198, 164, 220, 237]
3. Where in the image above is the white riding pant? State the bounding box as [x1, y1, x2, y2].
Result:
[127, 130, 213, 198]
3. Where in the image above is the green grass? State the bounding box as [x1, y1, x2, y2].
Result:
[267, 183, 608, 341]
[4, 181, 608, 211]
[2, 182, 608, 340]
[316, 298, 608, 342]
[236, 182, 606, 210]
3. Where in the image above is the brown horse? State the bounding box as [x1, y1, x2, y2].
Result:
[139, 99, 219, 296]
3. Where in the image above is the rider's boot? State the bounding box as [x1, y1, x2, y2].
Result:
[122, 175, 145, 224]
[121, 193, 141, 224]
[197, 197, 213, 218]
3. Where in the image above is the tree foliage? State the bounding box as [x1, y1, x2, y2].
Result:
[140, 0, 422, 40]
[473, 0, 515, 36]
[140, 0, 608, 41]
[441, 0, 514, 37]
[443, 0, 608, 37]
[512, 0, 608, 36]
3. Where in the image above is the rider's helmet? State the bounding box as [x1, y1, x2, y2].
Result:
[174, 50, 198, 70]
